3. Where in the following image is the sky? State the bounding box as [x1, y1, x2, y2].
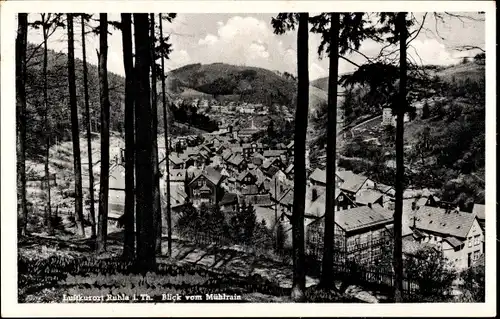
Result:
[26, 12, 485, 81]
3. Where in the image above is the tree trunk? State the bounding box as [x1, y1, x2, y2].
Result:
[42, 17, 54, 235]
[159, 13, 172, 257]
[320, 12, 340, 289]
[97, 13, 110, 253]
[150, 14, 162, 255]
[67, 13, 85, 237]
[81, 15, 97, 238]
[393, 12, 407, 303]
[121, 13, 136, 260]
[134, 13, 156, 271]
[16, 13, 28, 236]
[291, 12, 309, 302]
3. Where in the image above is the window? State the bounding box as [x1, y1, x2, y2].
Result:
[474, 235, 480, 246]
[339, 195, 344, 201]
[468, 237, 472, 247]
[473, 250, 480, 261]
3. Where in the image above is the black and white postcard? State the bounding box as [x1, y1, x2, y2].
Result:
[1, 0, 496, 317]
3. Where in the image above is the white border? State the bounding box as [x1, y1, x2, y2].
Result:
[1, 1, 496, 317]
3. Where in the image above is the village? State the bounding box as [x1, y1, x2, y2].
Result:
[107, 103, 485, 274]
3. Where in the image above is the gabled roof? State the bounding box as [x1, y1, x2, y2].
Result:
[237, 170, 254, 182]
[285, 164, 294, 175]
[250, 168, 266, 185]
[338, 170, 370, 193]
[228, 154, 245, 166]
[221, 149, 233, 160]
[169, 153, 186, 165]
[278, 188, 294, 207]
[286, 141, 294, 149]
[472, 204, 485, 220]
[189, 166, 223, 186]
[355, 189, 384, 205]
[335, 204, 393, 233]
[412, 206, 477, 239]
[168, 169, 187, 182]
[305, 189, 346, 218]
[264, 165, 280, 177]
[309, 168, 343, 185]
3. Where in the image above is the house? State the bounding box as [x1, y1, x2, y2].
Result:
[337, 170, 375, 199]
[227, 154, 247, 173]
[242, 142, 264, 157]
[308, 168, 343, 189]
[237, 170, 258, 190]
[165, 153, 188, 170]
[305, 189, 357, 218]
[306, 204, 394, 266]
[261, 157, 284, 172]
[409, 205, 484, 270]
[187, 167, 224, 207]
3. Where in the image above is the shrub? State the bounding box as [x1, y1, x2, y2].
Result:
[459, 265, 485, 302]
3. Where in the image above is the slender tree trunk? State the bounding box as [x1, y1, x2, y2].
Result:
[67, 13, 85, 237]
[159, 13, 172, 257]
[134, 13, 156, 271]
[291, 12, 309, 302]
[121, 13, 136, 259]
[81, 15, 97, 238]
[320, 12, 340, 289]
[42, 18, 54, 235]
[16, 13, 28, 236]
[393, 12, 406, 303]
[97, 13, 110, 253]
[150, 14, 162, 255]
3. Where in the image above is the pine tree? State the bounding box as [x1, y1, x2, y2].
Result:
[96, 13, 110, 252]
[149, 13, 162, 255]
[16, 13, 28, 236]
[133, 13, 156, 270]
[81, 14, 97, 238]
[121, 13, 135, 259]
[272, 12, 308, 302]
[67, 13, 85, 237]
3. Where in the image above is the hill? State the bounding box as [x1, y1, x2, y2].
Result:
[166, 62, 327, 110]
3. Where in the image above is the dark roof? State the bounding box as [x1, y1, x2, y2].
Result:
[413, 206, 477, 239]
[264, 165, 280, 177]
[190, 166, 223, 186]
[169, 154, 186, 165]
[245, 194, 273, 206]
[443, 236, 464, 248]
